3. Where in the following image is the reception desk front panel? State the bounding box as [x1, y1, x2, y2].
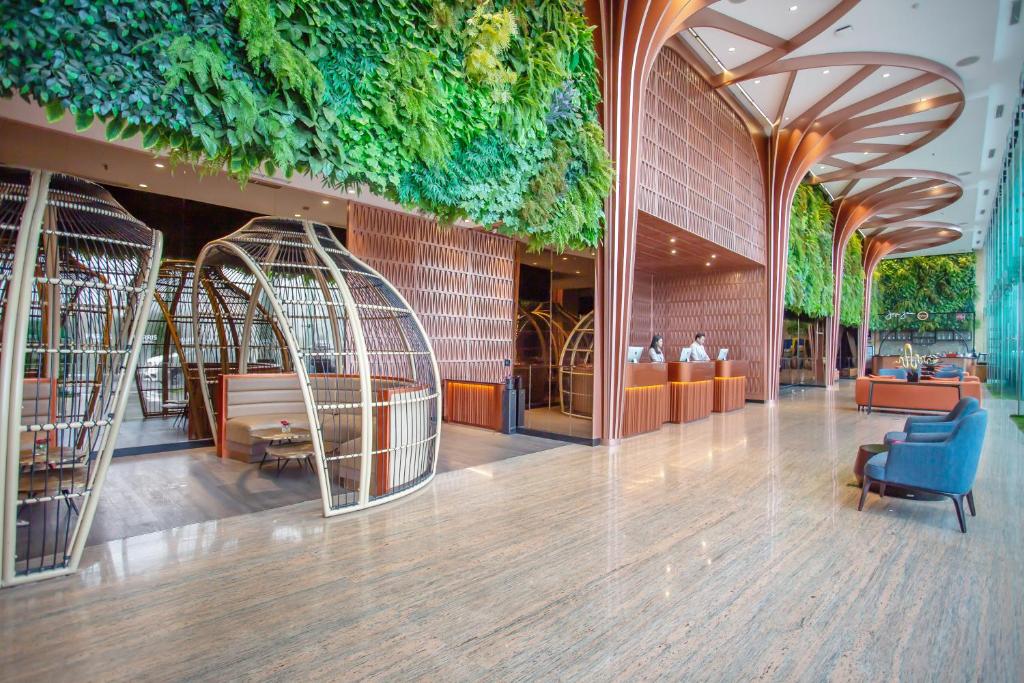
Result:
[713, 360, 748, 413]
[667, 361, 714, 423]
[623, 363, 669, 437]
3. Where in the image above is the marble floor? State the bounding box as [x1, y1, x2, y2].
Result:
[0, 384, 1020, 680]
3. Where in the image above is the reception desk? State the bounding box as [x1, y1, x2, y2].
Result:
[713, 360, 748, 413]
[622, 362, 669, 437]
[667, 361, 715, 423]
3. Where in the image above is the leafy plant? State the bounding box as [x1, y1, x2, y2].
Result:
[871, 253, 976, 331]
[839, 232, 865, 327]
[0, 0, 611, 251]
[785, 184, 835, 319]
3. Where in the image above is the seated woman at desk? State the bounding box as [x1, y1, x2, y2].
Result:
[648, 335, 665, 362]
[689, 333, 711, 362]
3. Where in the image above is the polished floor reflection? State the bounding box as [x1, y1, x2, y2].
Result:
[0, 384, 1020, 680]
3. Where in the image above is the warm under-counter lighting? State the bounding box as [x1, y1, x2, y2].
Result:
[138, 183, 148, 188]
[575, 270, 581, 274]
[561, 256, 568, 261]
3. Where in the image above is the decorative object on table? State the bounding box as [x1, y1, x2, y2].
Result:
[280, 419, 291, 435]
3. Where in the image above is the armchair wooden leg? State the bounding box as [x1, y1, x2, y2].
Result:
[966, 490, 976, 517]
[859, 476, 872, 511]
[951, 495, 967, 533]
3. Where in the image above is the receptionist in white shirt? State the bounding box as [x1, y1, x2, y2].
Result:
[648, 335, 665, 362]
[689, 333, 710, 362]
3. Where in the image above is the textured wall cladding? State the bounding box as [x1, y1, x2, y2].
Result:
[653, 268, 767, 400]
[638, 47, 766, 264]
[630, 271, 655, 347]
[347, 203, 516, 384]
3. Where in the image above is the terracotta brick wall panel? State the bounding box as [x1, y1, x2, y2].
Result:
[347, 203, 516, 385]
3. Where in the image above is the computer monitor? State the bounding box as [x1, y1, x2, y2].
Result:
[679, 348, 692, 362]
[627, 346, 644, 363]
[717, 348, 729, 361]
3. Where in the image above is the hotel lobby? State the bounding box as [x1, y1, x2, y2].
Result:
[0, 0, 1022, 680]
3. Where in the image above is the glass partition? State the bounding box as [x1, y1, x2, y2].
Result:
[514, 246, 594, 439]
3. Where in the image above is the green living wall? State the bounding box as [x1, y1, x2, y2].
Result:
[840, 232, 865, 327]
[0, 0, 612, 251]
[871, 253, 976, 330]
[786, 183, 835, 319]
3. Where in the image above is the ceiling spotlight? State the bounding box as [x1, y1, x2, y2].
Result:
[711, 254, 717, 259]
[154, 162, 165, 168]
[822, 69, 830, 75]
[347, 188, 356, 194]
[670, 237, 676, 243]
[754, 79, 761, 84]
[899, 132, 906, 136]
[294, 213, 301, 217]
[728, 46, 736, 52]
[863, 151, 870, 155]
[138, 183, 148, 188]
[321, 199, 330, 205]
[910, 176, 917, 180]
[561, 256, 568, 261]
[705, 261, 712, 267]
[789, 4, 798, 11]
[882, 73, 890, 78]
[671, 249, 678, 255]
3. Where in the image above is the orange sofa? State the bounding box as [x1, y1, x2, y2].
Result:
[855, 375, 982, 413]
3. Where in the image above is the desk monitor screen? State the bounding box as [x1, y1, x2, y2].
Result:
[717, 348, 729, 361]
[679, 348, 692, 362]
[627, 346, 644, 363]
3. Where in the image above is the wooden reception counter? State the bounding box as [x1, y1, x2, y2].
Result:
[667, 361, 715, 423]
[713, 360, 748, 413]
[622, 362, 669, 437]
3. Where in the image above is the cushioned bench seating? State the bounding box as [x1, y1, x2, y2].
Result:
[855, 375, 982, 413]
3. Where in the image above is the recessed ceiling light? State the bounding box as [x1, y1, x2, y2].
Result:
[294, 213, 301, 217]
[154, 162, 165, 168]
[822, 69, 830, 75]
[728, 47, 736, 52]
[882, 72, 891, 78]
[863, 151, 870, 155]
[910, 177, 917, 180]
[789, 5, 798, 11]
[670, 237, 676, 243]
[899, 132, 906, 136]
[671, 249, 677, 255]
[711, 254, 717, 259]
[138, 183, 148, 188]
[705, 262, 712, 266]
[561, 256, 568, 261]
[347, 188, 356, 194]
[754, 79, 761, 84]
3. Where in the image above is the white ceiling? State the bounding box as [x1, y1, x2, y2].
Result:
[683, 0, 1024, 256]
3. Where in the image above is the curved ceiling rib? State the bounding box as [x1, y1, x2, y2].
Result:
[680, 0, 966, 395]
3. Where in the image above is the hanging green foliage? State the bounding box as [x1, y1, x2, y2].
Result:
[0, 0, 612, 251]
[871, 253, 976, 330]
[839, 232, 865, 327]
[785, 184, 835, 319]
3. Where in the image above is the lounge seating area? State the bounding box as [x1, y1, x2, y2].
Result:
[855, 371, 982, 413]
[856, 398, 989, 533]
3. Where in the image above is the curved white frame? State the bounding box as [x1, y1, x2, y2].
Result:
[0, 167, 161, 586]
[193, 218, 441, 517]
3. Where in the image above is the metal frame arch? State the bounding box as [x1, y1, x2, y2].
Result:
[0, 167, 162, 586]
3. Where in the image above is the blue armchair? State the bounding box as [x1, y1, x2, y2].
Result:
[883, 396, 980, 445]
[860, 409, 988, 532]
[877, 368, 907, 379]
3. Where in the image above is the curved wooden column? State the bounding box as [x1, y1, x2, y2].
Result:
[585, 0, 713, 442]
[823, 171, 962, 385]
[858, 223, 962, 371]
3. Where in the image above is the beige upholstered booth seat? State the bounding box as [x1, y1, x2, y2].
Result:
[220, 374, 311, 462]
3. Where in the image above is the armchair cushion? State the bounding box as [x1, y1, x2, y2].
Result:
[878, 368, 908, 379]
[864, 452, 888, 482]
